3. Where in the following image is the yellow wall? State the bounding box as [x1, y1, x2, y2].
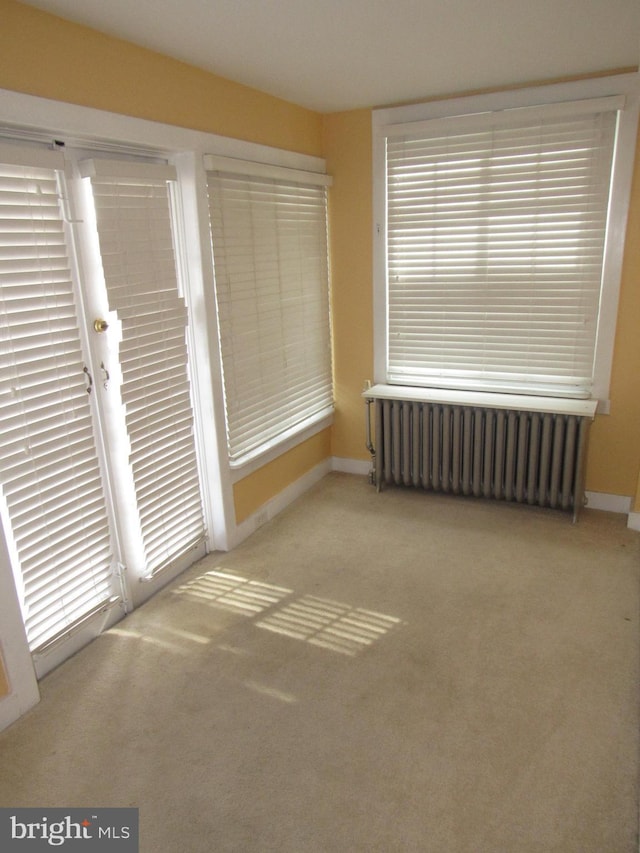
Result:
[323, 110, 374, 462]
[0, 0, 322, 156]
[233, 429, 332, 524]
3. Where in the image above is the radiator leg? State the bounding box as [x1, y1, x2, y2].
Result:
[472, 411, 483, 498]
[504, 411, 517, 501]
[392, 402, 402, 485]
[461, 407, 473, 496]
[515, 414, 528, 503]
[527, 413, 541, 505]
[441, 405, 451, 492]
[451, 406, 462, 494]
[402, 401, 412, 486]
[375, 399, 384, 491]
[431, 406, 441, 490]
[411, 403, 421, 486]
[482, 411, 495, 499]
[383, 400, 393, 485]
[421, 404, 431, 489]
[549, 416, 566, 508]
[494, 410, 506, 500]
[572, 417, 591, 523]
[538, 415, 553, 507]
[561, 416, 577, 511]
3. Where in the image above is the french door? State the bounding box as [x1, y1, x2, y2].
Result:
[0, 142, 207, 675]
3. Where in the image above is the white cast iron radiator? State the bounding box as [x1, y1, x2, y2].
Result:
[364, 386, 597, 521]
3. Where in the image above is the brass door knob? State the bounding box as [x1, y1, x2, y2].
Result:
[94, 319, 109, 333]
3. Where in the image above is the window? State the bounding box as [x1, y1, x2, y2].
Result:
[206, 156, 333, 465]
[373, 75, 640, 404]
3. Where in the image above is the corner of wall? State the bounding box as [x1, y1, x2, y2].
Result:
[627, 511, 640, 532]
[0, 534, 40, 733]
[331, 457, 371, 476]
[0, 650, 9, 699]
[229, 458, 331, 549]
[232, 428, 332, 526]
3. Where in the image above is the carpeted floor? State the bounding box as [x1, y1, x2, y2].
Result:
[0, 473, 638, 852]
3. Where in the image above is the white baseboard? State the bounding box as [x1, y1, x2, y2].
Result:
[325, 471, 640, 530]
[229, 463, 638, 550]
[229, 458, 332, 549]
[584, 491, 633, 515]
[229, 457, 371, 549]
[327, 463, 639, 519]
[627, 511, 640, 532]
[331, 456, 371, 476]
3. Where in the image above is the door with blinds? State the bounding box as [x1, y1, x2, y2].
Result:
[80, 159, 206, 585]
[0, 145, 206, 674]
[0, 144, 118, 664]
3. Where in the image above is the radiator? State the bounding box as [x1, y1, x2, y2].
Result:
[365, 390, 595, 521]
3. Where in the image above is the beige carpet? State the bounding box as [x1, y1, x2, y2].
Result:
[1, 473, 638, 852]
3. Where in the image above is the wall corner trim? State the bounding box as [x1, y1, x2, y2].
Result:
[584, 491, 633, 515]
[331, 457, 371, 476]
[626, 511, 640, 532]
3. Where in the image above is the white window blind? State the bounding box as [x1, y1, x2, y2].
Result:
[0, 146, 116, 651]
[206, 163, 333, 462]
[384, 99, 620, 398]
[82, 159, 205, 574]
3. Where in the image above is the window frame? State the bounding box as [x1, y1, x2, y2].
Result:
[372, 73, 640, 412]
[204, 154, 334, 474]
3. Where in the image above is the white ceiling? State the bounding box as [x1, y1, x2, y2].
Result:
[20, 0, 640, 112]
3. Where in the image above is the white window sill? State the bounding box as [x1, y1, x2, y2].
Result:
[363, 384, 599, 419]
[229, 408, 334, 483]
